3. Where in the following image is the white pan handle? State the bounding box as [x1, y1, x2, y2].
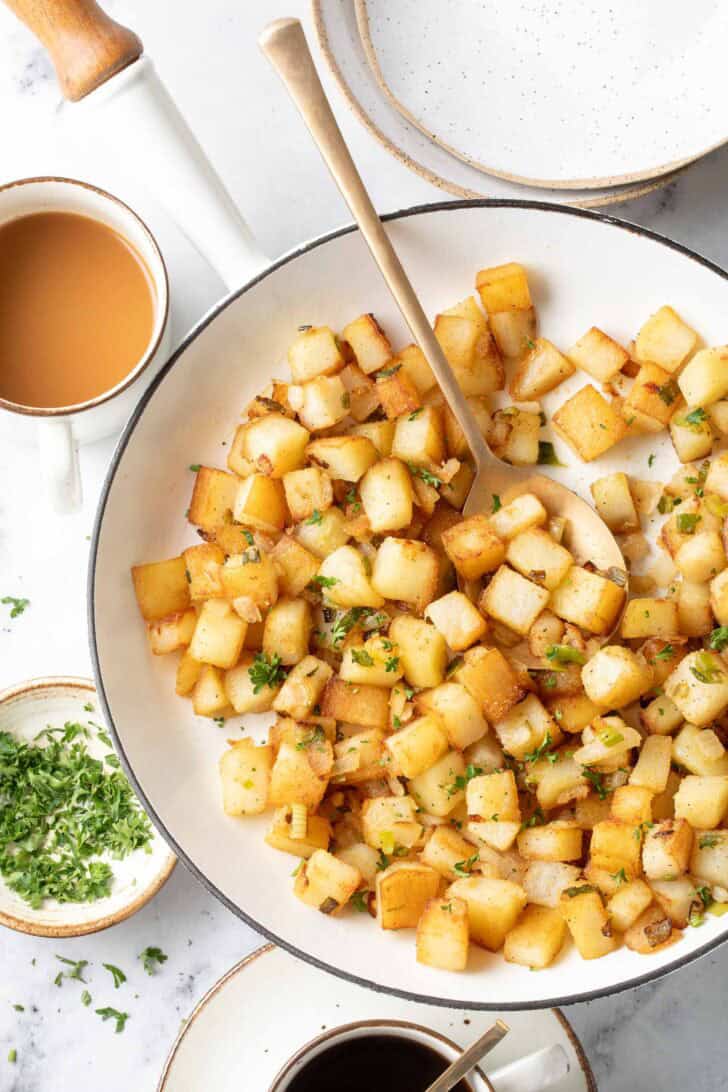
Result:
[69, 57, 268, 289]
[487, 1043, 570, 1092]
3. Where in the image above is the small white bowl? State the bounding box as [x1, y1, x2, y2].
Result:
[0, 676, 175, 938]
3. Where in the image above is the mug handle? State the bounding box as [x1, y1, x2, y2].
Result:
[487, 1042, 570, 1092]
[37, 419, 82, 512]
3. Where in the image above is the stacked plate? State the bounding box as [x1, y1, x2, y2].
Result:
[313, 0, 727, 207]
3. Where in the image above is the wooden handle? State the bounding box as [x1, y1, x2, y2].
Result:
[4, 0, 142, 100]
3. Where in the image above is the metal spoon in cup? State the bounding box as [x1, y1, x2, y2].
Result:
[259, 17, 628, 656]
[424, 1019, 509, 1092]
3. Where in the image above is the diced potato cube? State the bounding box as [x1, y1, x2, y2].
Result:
[321, 677, 389, 730]
[624, 904, 676, 953]
[263, 598, 312, 665]
[678, 347, 728, 407]
[176, 650, 202, 696]
[591, 819, 642, 875]
[359, 457, 413, 533]
[493, 693, 560, 761]
[190, 599, 246, 669]
[623, 363, 680, 432]
[338, 363, 379, 422]
[504, 904, 567, 969]
[434, 309, 504, 397]
[642, 819, 693, 880]
[489, 492, 547, 540]
[331, 730, 385, 786]
[408, 751, 467, 817]
[297, 375, 350, 431]
[705, 451, 728, 500]
[270, 536, 321, 597]
[711, 568, 728, 626]
[670, 409, 714, 463]
[629, 735, 672, 794]
[550, 566, 624, 635]
[510, 338, 574, 400]
[489, 309, 537, 359]
[475, 262, 532, 313]
[342, 313, 392, 375]
[306, 435, 378, 482]
[481, 565, 550, 636]
[590, 473, 640, 533]
[448, 876, 527, 951]
[376, 367, 421, 419]
[567, 326, 629, 382]
[192, 664, 229, 716]
[393, 343, 436, 395]
[606, 880, 654, 932]
[522, 860, 582, 908]
[649, 876, 698, 928]
[560, 886, 618, 959]
[640, 693, 683, 737]
[547, 694, 602, 735]
[377, 862, 441, 930]
[316, 545, 384, 609]
[708, 401, 728, 436]
[675, 529, 725, 584]
[453, 646, 524, 723]
[582, 646, 653, 707]
[442, 515, 506, 580]
[288, 325, 343, 382]
[233, 474, 287, 532]
[371, 537, 440, 611]
[282, 467, 333, 523]
[416, 896, 469, 970]
[272, 656, 332, 719]
[690, 830, 728, 889]
[386, 715, 449, 778]
[421, 826, 484, 881]
[424, 591, 487, 651]
[265, 811, 331, 859]
[294, 507, 350, 559]
[664, 651, 728, 727]
[490, 408, 540, 466]
[349, 419, 396, 459]
[634, 306, 697, 372]
[416, 683, 488, 751]
[361, 794, 422, 850]
[224, 654, 281, 713]
[466, 769, 520, 822]
[391, 405, 445, 470]
[621, 598, 679, 640]
[219, 739, 273, 816]
[611, 785, 653, 826]
[505, 529, 573, 592]
[677, 580, 713, 637]
[294, 849, 361, 915]
[672, 723, 728, 777]
[389, 615, 448, 689]
[147, 609, 196, 655]
[552, 385, 627, 461]
[183, 543, 225, 602]
[243, 413, 310, 477]
[131, 556, 190, 621]
[269, 742, 327, 810]
[220, 552, 278, 609]
[188, 467, 239, 532]
[339, 635, 403, 688]
[674, 775, 728, 829]
[517, 821, 582, 863]
[531, 755, 588, 811]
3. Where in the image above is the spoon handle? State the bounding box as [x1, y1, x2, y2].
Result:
[259, 17, 493, 473]
[425, 1019, 510, 1092]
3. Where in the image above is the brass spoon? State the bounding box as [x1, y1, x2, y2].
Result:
[259, 18, 627, 638]
[423, 1019, 509, 1092]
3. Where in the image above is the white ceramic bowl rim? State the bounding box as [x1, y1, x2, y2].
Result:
[89, 197, 728, 1010]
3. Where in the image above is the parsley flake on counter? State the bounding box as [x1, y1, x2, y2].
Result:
[1, 596, 29, 619]
[81, 990, 92, 1007]
[103, 963, 127, 989]
[95, 1006, 129, 1034]
[140, 946, 168, 975]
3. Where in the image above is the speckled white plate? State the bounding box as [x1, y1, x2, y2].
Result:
[356, 0, 728, 189]
[157, 945, 596, 1092]
[0, 677, 175, 937]
[312, 0, 681, 207]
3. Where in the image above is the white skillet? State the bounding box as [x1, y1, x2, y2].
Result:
[10, 0, 728, 1011]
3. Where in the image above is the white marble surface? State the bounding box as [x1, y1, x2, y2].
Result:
[1, 1, 728, 1089]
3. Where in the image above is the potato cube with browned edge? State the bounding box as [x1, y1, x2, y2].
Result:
[672, 723, 728, 778]
[371, 537, 440, 612]
[560, 886, 618, 959]
[190, 599, 246, 669]
[294, 849, 362, 915]
[220, 552, 278, 610]
[622, 363, 680, 432]
[224, 654, 282, 714]
[674, 775, 728, 830]
[297, 375, 350, 431]
[339, 635, 404, 688]
[492, 693, 560, 761]
[392, 343, 436, 395]
[552, 385, 626, 461]
[690, 830, 728, 890]
[481, 565, 550, 636]
[294, 507, 350, 560]
[176, 650, 202, 697]
[219, 739, 274, 816]
[183, 543, 225, 601]
[376, 367, 422, 419]
[282, 467, 333, 524]
[331, 730, 385, 786]
[421, 827, 484, 881]
[504, 904, 567, 969]
[188, 467, 239, 532]
[391, 405, 446, 470]
[611, 785, 653, 826]
[546, 693, 602, 735]
[361, 795, 423, 851]
[417, 897, 469, 971]
[506, 529, 573, 592]
[265, 810, 332, 860]
[582, 645, 653, 708]
[377, 862, 442, 930]
[448, 876, 527, 951]
[634, 306, 697, 372]
[132, 556, 190, 621]
[466, 769, 520, 821]
[272, 656, 333, 720]
[489, 492, 547, 540]
[306, 435, 378, 482]
[386, 715, 449, 779]
[269, 742, 327, 810]
[670, 409, 714, 464]
[453, 646, 524, 723]
[359, 457, 414, 533]
[517, 822, 583, 862]
[476, 262, 532, 313]
[590, 473, 640, 533]
[288, 325, 344, 382]
[233, 474, 287, 533]
[490, 408, 541, 466]
[270, 536, 320, 598]
[664, 650, 728, 726]
[642, 819, 693, 880]
[550, 565, 625, 635]
[242, 413, 310, 477]
[677, 580, 713, 638]
[342, 313, 393, 375]
[388, 615, 448, 689]
[621, 598, 679, 640]
[262, 598, 311, 666]
[321, 677, 390, 730]
[317, 545, 384, 609]
[678, 347, 728, 407]
[566, 326, 629, 383]
[434, 308, 504, 397]
[147, 609, 196, 655]
[441, 514, 506, 581]
[338, 363, 379, 423]
[510, 338, 574, 400]
[590, 819, 643, 877]
[408, 750, 467, 818]
[192, 664, 229, 717]
[416, 683, 487, 752]
[705, 451, 728, 500]
[629, 735, 672, 794]
[624, 905, 676, 954]
[424, 591, 488, 651]
[606, 880, 654, 933]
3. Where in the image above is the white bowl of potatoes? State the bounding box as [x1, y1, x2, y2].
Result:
[91, 200, 728, 1009]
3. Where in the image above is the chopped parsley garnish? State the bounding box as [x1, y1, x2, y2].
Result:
[81, 990, 92, 1007]
[103, 963, 126, 989]
[657, 381, 679, 405]
[242, 529, 255, 546]
[296, 727, 325, 751]
[708, 627, 728, 652]
[657, 494, 681, 514]
[449, 764, 484, 794]
[375, 364, 402, 379]
[545, 645, 586, 666]
[188, 464, 201, 472]
[95, 1006, 129, 1034]
[523, 732, 555, 764]
[680, 407, 708, 428]
[139, 946, 167, 976]
[407, 463, 442, 489]
[248, 652, 285, 694]
[385, 656, 400, 673]
[350, 890, 370, 912]
[654, 644, 674, 661]
[55, 956, 89, 984]
[330, 607, 369, 646]
[408, 408, 423, 421]
[521, 807, 546, 829]
[8, 1049, 16, 1064]
[83, 702, 95, 713]
[0, 730, 152, 909]
[491, 494, 502, 513]
[453, 852, 479, 878]
[648, 453, 656, 468]
[676, 512, 701, 534]
[537, 442, 565, 467]
[306, 509, 323, 525]
[689, 651, 725, 684]
[612, 868, 627, 887]
[583, 767, 611, 800]
[1, 596, 29, 619]
[351, 648, 374, 667]
[564, 885, 595, 898]
[699, 834, 720, 849]
[312, 574, 339, 588]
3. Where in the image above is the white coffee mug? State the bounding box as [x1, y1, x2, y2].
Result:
[0, 176, 170, 512]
